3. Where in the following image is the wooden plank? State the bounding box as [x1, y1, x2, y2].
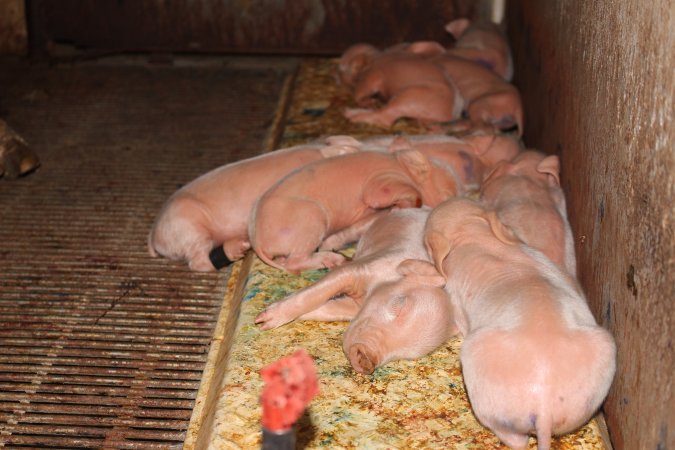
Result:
[506, 2, 674, 449]
[183, 69, 296, 450]
[31, 0, 479, 55]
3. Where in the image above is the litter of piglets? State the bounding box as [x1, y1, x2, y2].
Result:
[150, 18, 616, 450]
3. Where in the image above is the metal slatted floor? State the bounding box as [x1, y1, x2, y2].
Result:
[0, 56, 292, 448]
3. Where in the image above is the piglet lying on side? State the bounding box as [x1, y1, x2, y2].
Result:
[431, 52, 523, 135]
[368, 130, 522, 183]
[480, 150, 577, 275]
[249, 148, 466, 274]
[148, 136, 363, 271]
[317, 131, 522, 253]
[337, 43, 463, 128]
[255, 208, 456, 374]
[419, 197, 615, 450]
[446, 18, 514, 81]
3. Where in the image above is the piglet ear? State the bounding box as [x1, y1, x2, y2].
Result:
[485, 211, 521, 245]
[396, 149, 431, 183]
[349, 52, 373, 76]
[397, 259, 446, 287]
[445, 18, 472, 39]
[424, 231, 451, 277]
[387, 136, 413, 153]
[537, 155, 561, 186]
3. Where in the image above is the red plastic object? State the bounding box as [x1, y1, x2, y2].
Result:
[260, 349, 319, 432]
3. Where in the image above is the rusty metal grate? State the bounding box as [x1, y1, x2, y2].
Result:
[0, 57, 292, 448]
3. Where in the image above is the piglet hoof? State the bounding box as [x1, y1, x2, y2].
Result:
[0, 125, 40, 179]
[491, 115, 517, 131]
[224, 240, 250, 262]
[254, 303, 291, 330]
[318, 235, 341, 252]
[348, 344, 377, 374]
[318, 251, 347, 269]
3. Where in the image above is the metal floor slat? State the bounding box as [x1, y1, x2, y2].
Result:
[0, 57, 293, 448]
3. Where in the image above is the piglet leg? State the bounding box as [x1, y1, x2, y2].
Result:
[363, 177, 422, 210]
[320, 212, 387, 251]
[345, 85, 460, 128]
[298, 296, 361, 321]
[255, 266, 364, 330]
[468, 90, 523, 136]
[351, 71, 385, 106]
[0, 119, 40, 179]
[282, 250, 347, 274]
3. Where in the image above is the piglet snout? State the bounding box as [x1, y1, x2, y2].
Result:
[347, 343, 378, 374]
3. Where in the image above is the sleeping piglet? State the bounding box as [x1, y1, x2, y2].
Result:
[430, 52, 524, 136]
[147, 136, 364, 271]
[319, 131, 521, 253]
[419, 197, 616, 450]
[249, 148, 465, 274]
[338, 43, 463, 128]
[446, 18, 514, 81]
[367, 130, 522, 187]
[480, 150, 577, 275]
[336, 43, 380, 87]
[254, 208, 456, 374]
[316, 131, 522, 253]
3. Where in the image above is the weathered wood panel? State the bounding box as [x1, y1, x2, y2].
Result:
[0, 0, 27, 55]
[29, 0, 479, 55]
[506, 2, 674, 450]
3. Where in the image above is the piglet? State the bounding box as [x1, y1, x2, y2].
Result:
[147, 136, 363, 271]
[343, 258, 456, 374]
[480, 150, 577, 275]
[431, 53, 523, 135]
[249, 148, 464, 274]
[337, 43, 380, 87]
[278, 131, 522, 256]
[446, 18, 514, 81]
[255, 208, 456, 374]
[419, 197, 616, 450]
[366, 130, 522, 188]
[338, 44, 463, 128]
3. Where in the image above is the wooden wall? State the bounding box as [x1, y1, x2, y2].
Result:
[506, 2, 674, 449]
[25, 0, 479, 56]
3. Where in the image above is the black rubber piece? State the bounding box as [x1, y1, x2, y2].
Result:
[209, 246, 232, 269]
[261, 428, 295, 450]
